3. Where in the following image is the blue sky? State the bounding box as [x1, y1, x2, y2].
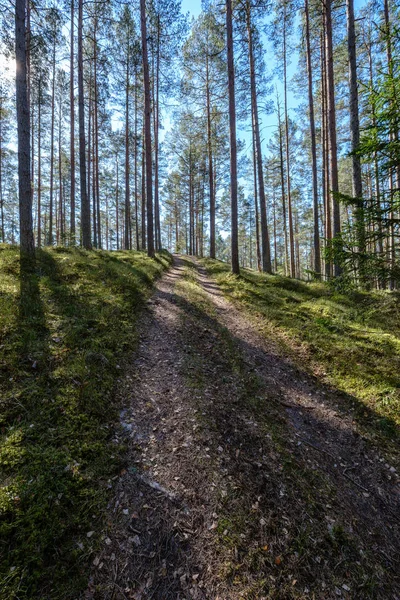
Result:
[181, 0, 202, 18]
[177, 0, 299, 166]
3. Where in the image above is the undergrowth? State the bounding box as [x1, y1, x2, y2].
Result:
[201, 259, 400, 447]
[0, 245, 171, 599]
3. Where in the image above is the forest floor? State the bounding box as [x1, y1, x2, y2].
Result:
[87, 256, 400, 600]
[0, 247, 172, 599]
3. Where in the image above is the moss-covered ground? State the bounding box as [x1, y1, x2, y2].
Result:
[201, 259, 400, 446]
[0, 245, 171, 599]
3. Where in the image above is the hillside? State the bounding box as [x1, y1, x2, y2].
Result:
[0, 246, 171, 598]
[201, 259, 400, 444]
[1, 252, 399, 599]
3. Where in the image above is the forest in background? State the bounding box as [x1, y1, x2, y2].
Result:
[1, 0, 400, 286]
[2, 0, 400, 596]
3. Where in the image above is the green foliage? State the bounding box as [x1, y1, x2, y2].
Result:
[202, 259, 400, 442]
[0, 246, 171, 599]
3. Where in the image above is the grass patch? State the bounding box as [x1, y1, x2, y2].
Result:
[0, 245, 171, 599]
[201, 259, 400, 445]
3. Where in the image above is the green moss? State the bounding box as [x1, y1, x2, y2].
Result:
[0, 246, 171, 599]
[201, 259, 400, 444]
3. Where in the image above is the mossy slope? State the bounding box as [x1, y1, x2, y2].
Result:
[0, 246, 171, 599]
[202, 259, 400, 442]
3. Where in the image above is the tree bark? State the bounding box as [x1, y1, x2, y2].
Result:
[226, 0, 239, 275]
[304, 0, 321, 277]
[140, 0, 154, 258]
[49, 37, 56, 245]
[246, 1, 271, 273]
[116, 153, 119, 250]
[346, 0, 365, 284]
[277, 94, 289, 275]
[134, 63, 140, 251]
[124, 27, 131, 251]
[15, 0, 35, 262]
[283, 5, 295, 277]
[78, 0, 91, 248]
[70, 0, 76, 242]
[324, 0, 341, 276]
[251, 109, 261, 272]
[94, 19, 101, 249]
[206, 53, 216, 259]
[154, 15, 162, 251]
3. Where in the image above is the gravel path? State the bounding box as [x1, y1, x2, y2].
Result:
[87, 256, 400, 600]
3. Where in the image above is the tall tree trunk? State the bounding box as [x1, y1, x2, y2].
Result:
[70, 0, 76, 242]
[78, 0, 91, 248]
[58, 91, 64, 244]
[88, 70, 96, 248]
[226, 0, 239, 275]
[16, 0, 35, 263]
[206, 53, 216, 259]
[251, 110, 261, 271]
[283, 5, 295, 277]
[153, 15, 161, 251]
[246, 1, 271, 273]
[305, 0, 321, 277]
[116, 153, 119, 250]
[0, 94, 3, 242]
[134, 64, 140, 251]
[273, 189, 277, 272]
[141, 127, 146, 250]
[321, 30, 331, 278]
[347, 0, 365, 284]
[37, 79, 42, 247]
[124, 33, 131, 251]
[141, 0, 154, 258]
[367, 42, 384, 263]
[324, 0, 341, 276]
[383, 0, 396, 288]
[49, 39, 56, 245]
[277, 95, 289, 275]
[94, 20, 101, 249]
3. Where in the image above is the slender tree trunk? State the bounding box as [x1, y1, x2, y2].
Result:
[141, 127, 146, 250]
[305, 0, 321, 277]
[37, 80, 42, 247]
[383, 0, 396, 287]
[0, 95, 3, 242]
[283, 7, 295, 277]
[141, 0, 154, 257]
[124, 34, 130, 251]
[206, 54, 216, 259]
[251, 110, 261, 272]
[49, 39, 56, 245]
[134, 64, 140, 251]
[321, 31, 331, 278]
[226, 0, 239, 275]
[347, 0, 365, 284]
[277, 95, 289, 275]
[78, 0, 90, 248]
[105, 194, 109, 250]
[273, 190, 277, 272]
[153, 15, 161, 251]
[58, 92, 64, 244]
[88, 70, 95, 248]
[246, 1, 271, 273]
[94, 21, 101, 249]
[16, 0, 35, 263]
[324, 0, 341, 276]
[367, 43, 384, 262]
[70, 0, 76, 242]
[116, 154, 119, 250]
